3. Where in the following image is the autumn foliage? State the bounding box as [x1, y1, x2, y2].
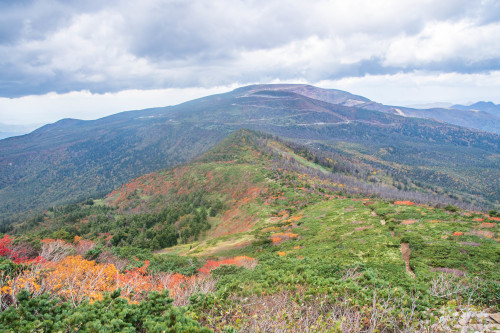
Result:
[394, 201, 415, 206]
[198, 256, 257, 274]
[0, 236, 256, 308]
[271, 232, 299, 244]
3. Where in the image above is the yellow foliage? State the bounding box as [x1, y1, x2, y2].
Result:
[45, 255, 118, 305]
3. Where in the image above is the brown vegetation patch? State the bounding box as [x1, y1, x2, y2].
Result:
[466, 230, 495, 239]
[401, 219, 417, 225]
[354, 226, 373, 231]
[430, 267, 466, 277]
[459, 242, 481, 247]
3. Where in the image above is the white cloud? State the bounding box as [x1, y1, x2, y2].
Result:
[0, 0, 499, 125]
[1, 0, 498, 97]
[384, 20, 500, 66]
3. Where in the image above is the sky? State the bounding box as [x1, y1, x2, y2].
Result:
[1, 0, 500, 126]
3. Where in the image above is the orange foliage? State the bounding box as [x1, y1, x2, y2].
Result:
[394, 201, 415, 206]
[277, 251, 286, 257]
[45, 255, 118, 305]
[271, 232, 299, 244]
[198, 256, 256, 274]
[452, 232, 463, 236]
[1, 236, 257, 306]
[480, 222, 496, 228]
[473, 218, 484, 222]
[489, 217, 500, 221]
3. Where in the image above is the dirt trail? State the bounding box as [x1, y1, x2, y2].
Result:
[400, 243, 415, 278]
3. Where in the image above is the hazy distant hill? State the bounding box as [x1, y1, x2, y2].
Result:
[0, 123, 42, 140]
[451, 101, 500, 115]
[1, 84, 499, 221]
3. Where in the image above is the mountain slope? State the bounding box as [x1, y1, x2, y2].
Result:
[1, 84, 499, 222]
[10, 130, 495, 245]
[4, 129, 499, 331]
[245, 84, 500, 134]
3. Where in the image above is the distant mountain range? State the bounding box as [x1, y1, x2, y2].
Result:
[273, 85, 500, 134]
[1, 84, 499, 222]
[451, 101, 500, 115]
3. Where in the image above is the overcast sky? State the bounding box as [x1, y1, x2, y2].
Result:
[1, 0, 500, 125]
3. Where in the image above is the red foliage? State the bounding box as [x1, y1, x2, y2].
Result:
[0, 235, 44, 264]
[452, 231, 463, 236]
[0, 235, 12, 257]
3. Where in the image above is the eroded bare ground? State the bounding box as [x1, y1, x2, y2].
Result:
[400, 243, 415, 278]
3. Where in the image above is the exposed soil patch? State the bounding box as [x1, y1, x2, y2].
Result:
[344, 206, 356, 212]
[351, 220, 365, 224]
[380, 220, 386, 225]
[400, 243, 415, 277]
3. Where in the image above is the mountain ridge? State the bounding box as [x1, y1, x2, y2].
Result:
[1, 84, 499, 222]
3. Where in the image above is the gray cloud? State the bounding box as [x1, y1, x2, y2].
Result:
[0, 0, 499, 97]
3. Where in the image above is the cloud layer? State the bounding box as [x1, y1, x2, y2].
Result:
[1, 0, 499, 98]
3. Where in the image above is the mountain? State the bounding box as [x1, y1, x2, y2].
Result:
[4, 129, 498, 331]
[1, 84, 499, 222]
[11, 129, 498, 252]
[267, 85, 500, 134]
[452, 101, 500, 115]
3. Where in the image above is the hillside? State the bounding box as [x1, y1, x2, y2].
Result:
[249, 84, 500, 134]
[1, 84, 500, 223]
[452, 101, 500, 115]
[2, 130, 499, 331]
